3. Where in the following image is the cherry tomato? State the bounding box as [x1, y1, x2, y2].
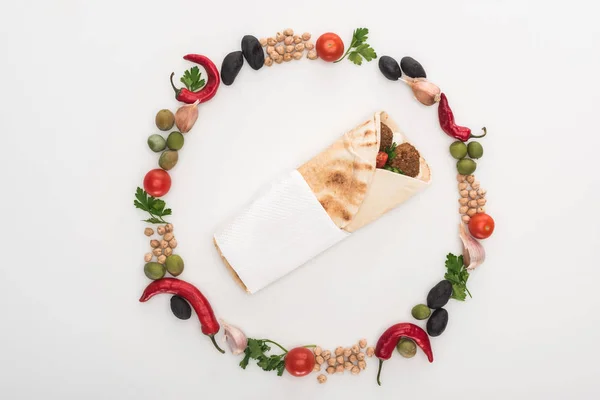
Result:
[144, 169, 172, 197]
[284, 347, 315, 377]
[316, 33, 345, 62]
[468, 213, 495, 239]
[376, 151, 388, 168]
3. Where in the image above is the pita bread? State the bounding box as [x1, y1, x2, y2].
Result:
[298, 115, 380, 229]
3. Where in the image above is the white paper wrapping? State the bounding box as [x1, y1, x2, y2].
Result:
[214, 170, 349, 294]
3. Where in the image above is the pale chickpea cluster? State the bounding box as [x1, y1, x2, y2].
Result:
[144, 223, 178, 263]
[259, 28, 318, 66]
[457, 174, 487, 223]
[313, 339, 375, 384]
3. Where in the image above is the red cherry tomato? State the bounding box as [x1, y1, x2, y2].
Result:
[316, 33, 345, 62]
[468, 213, 495, 239]
[284, 347, 315, 377]
[376, 151, 388, 168]
[143, 169, 171, 197]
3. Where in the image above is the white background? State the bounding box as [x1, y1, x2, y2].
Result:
[1, 0, 599, 399]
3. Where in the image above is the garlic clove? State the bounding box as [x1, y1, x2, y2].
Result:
[404, 78, 441, 106]
[220, 319, 248, 355]
[175, 99, 199, 133]
[459, 223, 486, 271]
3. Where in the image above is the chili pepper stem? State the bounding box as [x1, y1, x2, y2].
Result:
[209, 335, 225, 354]
[169, 72, 181, 95]
[376, 359, 384, 386]
[260, 339, 288, 353]
[470, 127, 487, 139]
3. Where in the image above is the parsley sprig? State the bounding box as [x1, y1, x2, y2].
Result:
[444, 253, 472, 301]
[335, 27, 377, 65]
[383, 143, 404, 175]
[239, 338, 315, 376]
[180, 66, 206, 92]
[133, 187, 172, 224]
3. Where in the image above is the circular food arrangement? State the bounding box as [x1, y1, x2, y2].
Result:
[133, 27, 495, 386]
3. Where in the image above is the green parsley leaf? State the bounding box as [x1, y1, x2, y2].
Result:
[180, 66, 206, 92]
[335, 27, 378, 65]
[384, 142, 398, 161]
[444, 253, 472, 301]
[133, 187, 171, 224]
[238, 338, 291, 377]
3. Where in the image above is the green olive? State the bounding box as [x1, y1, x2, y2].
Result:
[147, 134, 166, 152]
[165, 255, 184, 276]
[467, 141, 484, 159]
[457, 158, 477, 175]
[144, 262, 166, 280]
[411, 304, 431, 320]
[396, 338, 417, 358]
[167, 131, 185, 150]
[155, 109, 175, 131]
[449, 141, 468, 159]
[159, 150, 179, 171]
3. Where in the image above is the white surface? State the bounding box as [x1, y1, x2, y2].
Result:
[215, 170, 349, 293]
[1, 1, 599, 399]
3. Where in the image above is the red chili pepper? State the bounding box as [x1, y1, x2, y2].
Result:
[375, 322, 433, 386]
[169, 54, 221, 104]
[139, 278, 224, 353]
[438, 93, 486, 142]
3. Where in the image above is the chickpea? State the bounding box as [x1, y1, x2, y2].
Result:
[274, 56, 283, 64]
[457, 174, 466, 182]
[267, 37, 277, 46]
[169, 239, 178, 248]
[259, 38, 267, 47]
[459, 206, 469, 214]
[458, 182, 468, 190]
[295, 43, 305, 52]
[316, 356, 324, 365]
[293, 35, 302, 44]
[358, 360, 366, 370]
[477, 198, 487, 206]
[163, 232, 174, 241]
[157, 255, 166, 264]
[264, 57, 273, 67]
[466, 175, 475, 184]
[460, 190, 469, 198]
[344, 362, 353, 370]
[467, 208, 477, 217]
[292, 52, 303, 60]
[157, 226, 166, 235]
[165, 223, 174, 233]
[144, 227, 154, 236]
[313, 364, 321, 372]
[327, 358, 336, 366]
[307, 50, 318, 60]
[366, 347, 375, 357]
[160, 240, 169, 249]
[266, 45, 275, 54]
[478, 188, 487, 196]
[283, 53, 292, 62]
[359, 338, 367, 349]
[152, 248, 162, 257]
[335, 364, 344, 373]
[351, 344, 360, 354]
[357, 353, 365, 361]
[326, 366, 335, 375]
[150, 239, 160, 248]
[284, 36, 294, 45]
[471, 181, 481, 190]
[469, 190, 478, 199]
[317, 374, 327, 384]
[477, 206, 486, 214]
[313, 346, 322, 356]
[283, 28, 294, 36]
[459, 198, 469, 206]
[305, 41, 315, 50]
[462, 215, 471, 224]
[275, 32, 285, 42]
[322, 350, 331, 360]
[351, 366, 360, 375]
[302, 32, 311, 41]
[468, 200, 478, 208]
[335, 347, 344, 356]
[349, 354, 357, 363]
[164, 247, 173, 257]
[285, 45, 295, 53]
[275, 45, 285, 55]
[343, 348, 352, 358]
[336, 355, 344, 364]
[144, 253, 153, 262]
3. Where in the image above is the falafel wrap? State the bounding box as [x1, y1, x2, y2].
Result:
[214, 111, 432, 293]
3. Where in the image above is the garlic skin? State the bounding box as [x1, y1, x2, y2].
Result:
[220, 320, 248, 355]
[404, 78, 441, 106]
[175, 99, 199, 133]
[459, 223, 486, 270]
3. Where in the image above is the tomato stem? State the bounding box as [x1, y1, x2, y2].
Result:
[261, 339, 288, 353]
[302, 345, 316, 348]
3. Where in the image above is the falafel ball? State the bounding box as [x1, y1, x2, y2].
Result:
[390, 142, 421, 177]
[380, 123, 394, 152]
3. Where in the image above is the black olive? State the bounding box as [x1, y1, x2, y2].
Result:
[378, 56, 402, 81]
[426, 280, 453, 309]
[241, 35, 264, 70]
[400, 56, 426, 78]
[221, 51, 244, 86]
[170, 295, 192, 320]
[426, 308, 448, 337]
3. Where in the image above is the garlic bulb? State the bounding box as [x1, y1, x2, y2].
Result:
[220, 320, 248, 355]
[175, 99, 199, 133]
[404, 78, 441, 106]
[459, 223, 486, 270]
